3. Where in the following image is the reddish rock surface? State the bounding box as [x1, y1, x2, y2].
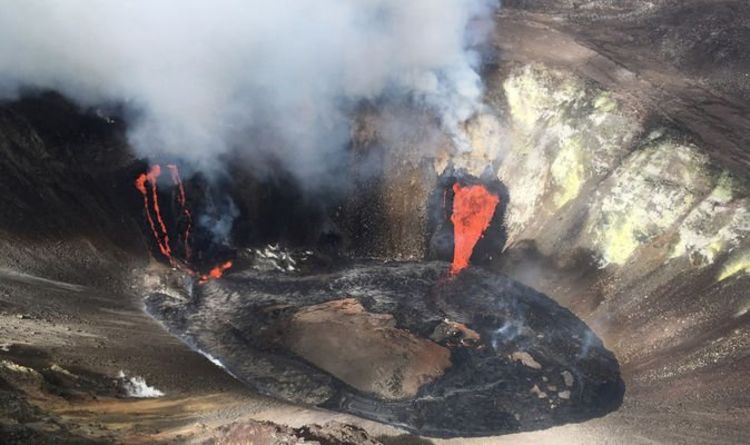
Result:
[285, 298, 451, 400]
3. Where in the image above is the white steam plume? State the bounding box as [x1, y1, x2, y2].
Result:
[0, 0, 497, 183]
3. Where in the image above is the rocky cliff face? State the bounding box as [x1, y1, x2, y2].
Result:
[476, 63, 750, 274]
[0, 93, 145, 289]
[504, 0, 750, 102]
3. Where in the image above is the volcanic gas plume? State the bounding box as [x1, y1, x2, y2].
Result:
[135, 165, 232, 282]
[450, 183, 500, 275]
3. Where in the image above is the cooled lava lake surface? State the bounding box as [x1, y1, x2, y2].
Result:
[145, 261, 624, 438]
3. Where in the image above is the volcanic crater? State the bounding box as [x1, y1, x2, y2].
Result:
[145, 260, 624, 437]
[0, 2, 749, 444]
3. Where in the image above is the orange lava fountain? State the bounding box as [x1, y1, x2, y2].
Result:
[135, 164, 232, 283]
[450, 183, 500, 276]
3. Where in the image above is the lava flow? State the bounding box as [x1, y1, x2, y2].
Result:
[166, 164, 193, 260]
[135, 165, 172, 260]
[199, 260, 233, 283]
[450, 183, 500, 276]
[135, 164, 231, 283]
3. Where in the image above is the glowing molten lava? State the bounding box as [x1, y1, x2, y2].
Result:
[135, 165, 172, 260]
[450, 183, 500, 276]
[199, 261, 233, 284]
[166, 164, 193, 260]
[135, 164, 231, 283]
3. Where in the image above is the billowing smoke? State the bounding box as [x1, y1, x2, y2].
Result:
[0, 1, 499, 256]
[199, 197, 239, 246]
[0, 0, 497, 184]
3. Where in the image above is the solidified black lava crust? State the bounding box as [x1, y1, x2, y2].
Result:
[145, 261, 624, 438]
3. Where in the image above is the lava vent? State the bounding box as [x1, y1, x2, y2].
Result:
[145, 261, 624, 437]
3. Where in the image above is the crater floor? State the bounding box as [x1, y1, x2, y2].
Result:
[146, 261, 624, 438]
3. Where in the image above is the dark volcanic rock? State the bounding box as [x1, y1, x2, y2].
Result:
[215, 420, 380, 445]
[295, 421, 381, 445]
[145, 261, 624, 438]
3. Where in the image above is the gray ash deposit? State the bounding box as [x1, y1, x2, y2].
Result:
[145, 260, 624, 438]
